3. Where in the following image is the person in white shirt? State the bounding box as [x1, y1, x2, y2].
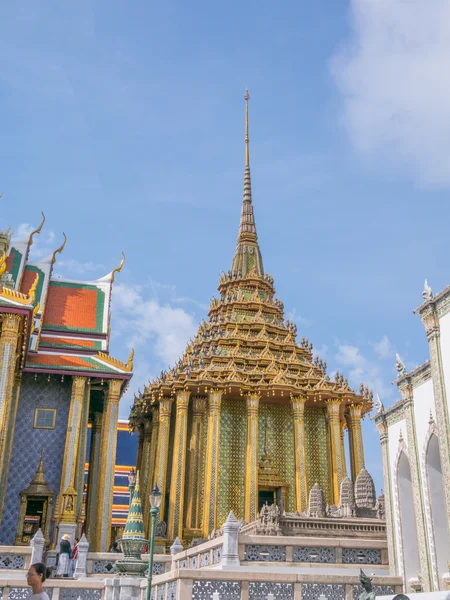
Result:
[27, 562, 50, 600]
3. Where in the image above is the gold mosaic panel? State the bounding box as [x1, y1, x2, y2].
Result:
[258, 404, 296, 512]
[217, 399, 247, 525]
[198, 408, 208, 530]
[304, 406, 330, 503]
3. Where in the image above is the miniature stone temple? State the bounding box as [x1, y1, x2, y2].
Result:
[130, 91, 381, 544]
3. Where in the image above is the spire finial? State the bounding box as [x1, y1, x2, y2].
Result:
[244, 88, 250, 167]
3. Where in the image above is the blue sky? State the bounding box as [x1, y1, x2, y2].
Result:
[2, 0, 450, 493]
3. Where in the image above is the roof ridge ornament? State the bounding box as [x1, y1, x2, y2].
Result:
[422, 278, 433, 301]
[111, 251, 126, 283]
[29, 212, 45, 247]
[395, 353, 406, 377]
[51, 233, 67, 264]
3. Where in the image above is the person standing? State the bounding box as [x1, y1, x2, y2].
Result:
[56, 534, 71, 577]
[27, 563, 50, 600]
[70, 537, 79, 577]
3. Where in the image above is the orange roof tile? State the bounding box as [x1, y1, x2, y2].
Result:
[43, 282, 105, 333]
[40, 336, 98, 348]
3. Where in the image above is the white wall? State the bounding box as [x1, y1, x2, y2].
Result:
[413, 378, 436, 456]
[438, 311, 450, 419]
[387, 418, 407, 573]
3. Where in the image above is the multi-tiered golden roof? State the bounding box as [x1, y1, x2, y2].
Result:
[130, 91, 373, 544]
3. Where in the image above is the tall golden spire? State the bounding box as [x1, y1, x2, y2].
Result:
[245, 88, 250, 167]
[231, 90, 264, 278]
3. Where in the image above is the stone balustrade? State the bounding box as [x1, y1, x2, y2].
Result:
[238, 535, 388, 566]
[86, 552, 171, 577]
[0, 546, 31, 572]
[144, 570, 402, 600]
[0, 577, 104, 600]
[170, 536, 225, 571]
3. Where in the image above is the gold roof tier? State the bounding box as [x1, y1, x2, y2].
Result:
[130, 90, 373, 425]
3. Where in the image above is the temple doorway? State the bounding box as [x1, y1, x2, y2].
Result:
[258, 490, 275, 511]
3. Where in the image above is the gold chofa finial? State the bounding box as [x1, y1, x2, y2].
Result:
[29, 212, 45, 247]
[51, 233, 67, 265]
[244, 88, 250, 167]
[111, 251, 125, 283]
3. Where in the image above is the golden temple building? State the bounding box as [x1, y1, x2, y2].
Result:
[130, 92, 374, 544]
[0, 219, 133, 552]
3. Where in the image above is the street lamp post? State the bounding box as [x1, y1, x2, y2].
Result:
[146, 486, 162, 600]
[128, 467, 136, 510]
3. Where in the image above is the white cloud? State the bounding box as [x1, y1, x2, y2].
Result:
[55, 259, 105, 276]
[111, 282, 200, 418]
[331, 0, 450, 186]
[334, 343, 392, 401]
[372, 335, 394, 360]
[12, 223, 57, 259]
[112, 282, 198, 367]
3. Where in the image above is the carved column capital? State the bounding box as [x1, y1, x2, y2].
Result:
[291, 395, 307, 418]
[192, 395, 207, 415]
[1, 313, 21, 334]
[246, 393, 260, 414]
[176, 390, 190, 412]
[151, 405, 159, 423]
[159, 397, 173, 418]
[108, 378, 122, 401]
[208, 390, 223, 411]
[348, 403, 363, 420]
[326, 398, 342, 419]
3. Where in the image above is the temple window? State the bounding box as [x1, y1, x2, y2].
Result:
[34, 408, 56, 429]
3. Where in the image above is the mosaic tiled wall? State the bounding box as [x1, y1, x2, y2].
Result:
[258, 403, 295, 512]
[218, 399, 246, 525]
[304, 407, 330, 503]
[0, 373, 71, 544]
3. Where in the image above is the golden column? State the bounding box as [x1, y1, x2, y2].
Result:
[140, 420, 152, 516]
[75, 379, 90, 518]
[144, 406, 159, 537]
[92, 378, 122, 552]
[168, 390, 190, 540]
[154, 397, 173, 523]
[244, 393, 260, 523]
[136, 423, 145, 476]
[86, 412, 102, 540]
[202, 389, 222, 537]
[347, 403, 365, 481]
[326, 399, 345, 504]
[59, 376, 88, 523]
[0, 314, 22, 476]
[340, 421, 348, 478]
[291, 395, 308, 512]
[186, 396, 207, 531]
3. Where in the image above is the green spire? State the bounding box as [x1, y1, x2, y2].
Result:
[122, 471, 145, 539]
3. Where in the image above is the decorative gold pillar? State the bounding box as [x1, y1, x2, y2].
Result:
[154, 397, 173, 523]
[136, 423, 145, 475]
[168, 390, 190, 540]
[86, 412, 102, 540]
[186, 396, 207, 531]
[0, 314, 21, 475]
[291, 395, 308, 512]
[92, 378, 122, 552]
[340, 421, 348, 478]
[75, 379, 90, 518]
[326, 399, 344, 504]
[140, 420, 151, 517]
[202, 389, 222, 537]
[0, 372, 21, 522]
[144, 407, 159, 537]
[347, 404, 365, 481]
[59, 376, 88, 523]
[245, 393, 260, 523]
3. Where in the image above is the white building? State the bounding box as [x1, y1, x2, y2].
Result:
[375, 282, 450, 593]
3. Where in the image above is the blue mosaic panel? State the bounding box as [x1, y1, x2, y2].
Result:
[0, 374, 71, 544]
